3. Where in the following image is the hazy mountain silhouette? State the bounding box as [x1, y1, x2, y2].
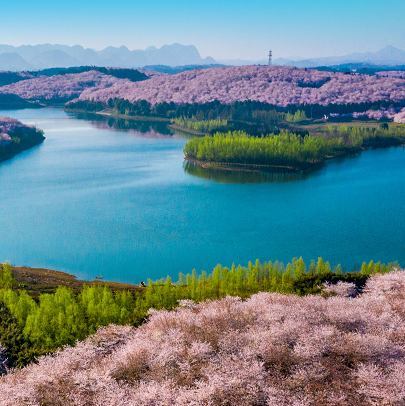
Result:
[30, 50, 82, 69]
[0, 43, 216, 71]
[2, 44, 403, 71]
[271, 46, 405, 68]
[0, 53, 32, 71]
[218, 46, 405, 68]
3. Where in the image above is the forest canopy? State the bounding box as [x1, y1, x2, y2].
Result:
[0, 257, 398, 370]
[182, 126, 405, 171]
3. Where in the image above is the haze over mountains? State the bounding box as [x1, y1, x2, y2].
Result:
[0, 43, 215, 71]
[220, 46, 405, 68]
[272, 46, 405, 68]
[0, 43, 405, 71]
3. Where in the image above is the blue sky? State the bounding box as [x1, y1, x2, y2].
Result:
[1, 0, 404, 60]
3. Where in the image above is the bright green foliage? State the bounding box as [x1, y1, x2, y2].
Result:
[294, 257, 306, 278]
[325, 125, 405, 146]
[0, 285, 144, 362]
[0, 257, 399, 369]
[171, 118, 228, 132]
[183, 130, 346, 168]
[286, 110, 307, 122]
[183, 126, 405, 169]
[144, 258, 397, 303]
[358, 260, 392, 276]
[0, 289, 37, 326]
[0, 262, 15, 289]
[0, 303, 42, 370]
[23, 287, 85, 348]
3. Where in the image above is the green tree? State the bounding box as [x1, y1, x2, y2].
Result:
[0, 262, 15, 289]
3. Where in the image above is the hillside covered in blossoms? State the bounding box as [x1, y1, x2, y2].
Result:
[1, 270, 405, 405]
[0, 71, 130, 101]
[1, 66, 405, 110]
[78, 65, 405, 107]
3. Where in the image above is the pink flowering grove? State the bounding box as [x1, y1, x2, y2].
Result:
[377, 71, 405, 79]
[394, 108, 405, 124]
[0, 116, 34, 134]
[79, 65, 405, 107]
[0, 71, 130, 100]
[1, 270, 405, 405]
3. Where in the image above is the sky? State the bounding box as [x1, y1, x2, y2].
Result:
[1, 0, 404, 61]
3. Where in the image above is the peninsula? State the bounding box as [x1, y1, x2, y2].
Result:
[0, 117, 45, 162]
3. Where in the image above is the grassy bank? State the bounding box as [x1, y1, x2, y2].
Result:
[9, 264, 143, 299]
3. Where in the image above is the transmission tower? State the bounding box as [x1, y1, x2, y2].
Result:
[268, 50, 272, 66]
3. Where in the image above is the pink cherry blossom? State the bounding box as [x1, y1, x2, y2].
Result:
[79, 65, 405, 107]
[0, 71, 130, 101]
[2, 270, 405, 405]
[394, 108, 405, 124]
[323, 281, 357, 297]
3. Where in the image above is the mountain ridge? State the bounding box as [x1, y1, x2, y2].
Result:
[218, 46, 405, 68]
[1, 44, 404, 71]
[271, 45, 405, 68]
[0, 43, 215, 71]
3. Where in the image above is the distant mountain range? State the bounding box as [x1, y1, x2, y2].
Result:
[0, 43, 216, 71]
[220, 46, 405, 68]
[275, 46, 405, 68]
[1, 44, 405, 72]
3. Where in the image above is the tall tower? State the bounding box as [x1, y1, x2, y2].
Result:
[268, 50, 272, 66]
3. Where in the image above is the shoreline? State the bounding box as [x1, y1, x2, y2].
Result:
[7, 264, 143, 299]
[0, 140, 45, 163]
[184, 157, 317, 173]
[185, 137, 405, 174]
[0, 130, 45, 164]
[168, 123, 206, 136]
[65, 108, 170, 122]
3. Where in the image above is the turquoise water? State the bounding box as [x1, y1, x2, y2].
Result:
[0, 108, 404, 283]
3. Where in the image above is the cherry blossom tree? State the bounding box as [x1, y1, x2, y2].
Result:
[1, 270, 405, 405]
[0, 71, 129, 101]
[394, 108, 405, 124]
[78, 66, 405, 108]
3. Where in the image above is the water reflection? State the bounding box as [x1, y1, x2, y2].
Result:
[71, 112, 175, 136]
[183, 161, 315, 183]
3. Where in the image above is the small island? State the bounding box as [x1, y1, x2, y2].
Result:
[0, 116, 45, 163]
[65, 98, 405, 173]
[183, 125, 405, 172]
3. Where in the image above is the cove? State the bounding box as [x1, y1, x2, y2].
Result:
[0, 107, 404, 284]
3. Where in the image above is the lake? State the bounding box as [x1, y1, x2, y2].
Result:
[0, 108, 404, 283]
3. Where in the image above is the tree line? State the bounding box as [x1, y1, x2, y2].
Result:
[183, 126, 405, 169]
[0, 258, 399, 371]
[66, 99, 296, 132]
[66, 98, 405, 123]
[171, 118, 228, 132]
[183, 130, 347, 169]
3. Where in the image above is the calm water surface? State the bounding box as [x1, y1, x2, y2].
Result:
[1, 108, 404, 283]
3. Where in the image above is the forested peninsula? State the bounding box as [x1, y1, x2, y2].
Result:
[0, 117, 45, 162]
